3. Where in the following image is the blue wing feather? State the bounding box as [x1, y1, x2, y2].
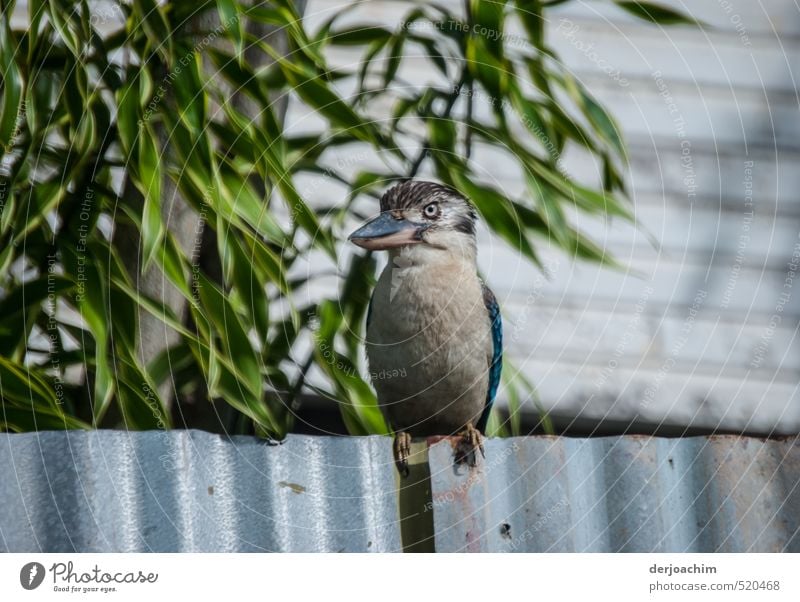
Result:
[477, 283, 502, 432]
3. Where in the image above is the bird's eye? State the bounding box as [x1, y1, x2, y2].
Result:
[423, 203, 440, 219]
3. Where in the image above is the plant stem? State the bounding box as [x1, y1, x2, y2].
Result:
[407, 70, 469, 177]
[465, 78, 474, 160]
[288, 352, 315, 411]
[464, 0, 474, 160]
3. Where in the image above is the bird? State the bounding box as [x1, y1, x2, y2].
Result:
[348, 180, 502, 476]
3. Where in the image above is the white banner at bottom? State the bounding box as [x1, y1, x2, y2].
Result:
[1, 553, 797, 600]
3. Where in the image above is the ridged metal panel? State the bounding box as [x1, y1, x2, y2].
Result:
[2, 432, 797, 553]
[429, 435, 800, 552]
[0, 430, 401, 552]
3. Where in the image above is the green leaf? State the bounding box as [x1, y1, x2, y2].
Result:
[525, 155, 633, 221]
[508, 85, 559, 162]
[132, 0, 174, 63]
[60, 242, 114, 422]
[0, 406, 89, 432]
[427, 117, 456, 153]
[188, 306, 281, 437]
[240, 228, 290, 296]
[328, 25, 392, 45]
[444, 165, 542, 266]
[13, 179, 66, 243]
[351, 170, 388, 196]
[0, 12, 23, 149]
[207, 47, 272, 109]
[471, 0, 506, 56]
[314, 300, 389, 435]
[121, 354, 172, 429]
[148, 341, 195, 388]
[216, 0, 244, 62]
[119, 204, 194, 306]
[339, 251, 376, 335]
[215, 101, 333, 255]
[267, 161, 335, 258]
[522, 170, 569, 247]
[271, 0, 327, 68]
[356, 36, 391, 92]
[116, 375, 170, 430]
[0, 275, 73, 332]
[171, 48, 206, 134]
[111, 71, 142, 155]
[62, 57, 86, 128]
[27, 0, 45, 63]
[217, 166, 290, 247]
[0, 244, 13, 277]
[514, 1, 544, 47]
[194, 272, 262, 400]
[465, 36, 509, 97]
[232, 246, 270, 343]
[0, 356, 59, 410]
[46, 0, 81, 57]
[136, 122, 165, 270]
[579, 88, 626, 158]
[276, 57, 383, 146]
[23, 68, 51, 142]
[414, 36, 448, 76]
[0, 185, 14, 236]
[110, 272, 202, 346]
[383, 35, 405, 87]
[74, 101, 97, 155]
[241, 5, 283, 26]
[615, 1, 701, 25]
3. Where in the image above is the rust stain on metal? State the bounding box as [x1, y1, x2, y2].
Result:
[278, 481, 307, 494]
[428, 435, 800, 552]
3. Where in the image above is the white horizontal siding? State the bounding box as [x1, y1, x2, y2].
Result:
[549, 0, 800, 37]
[301, 0, 800, 434]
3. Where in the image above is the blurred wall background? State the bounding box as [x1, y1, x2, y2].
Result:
[294, 0, 800, 436]
[10, 0, 798, 436]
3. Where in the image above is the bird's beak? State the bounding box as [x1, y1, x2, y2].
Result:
[348, 212, 427, 250]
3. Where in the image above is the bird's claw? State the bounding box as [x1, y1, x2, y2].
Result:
[455, 423, 484, 467]
[394, 431, 412, 477]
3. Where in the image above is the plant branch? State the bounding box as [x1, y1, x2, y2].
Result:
[465, 78, 474, 160]
[407, 69, 469, 178]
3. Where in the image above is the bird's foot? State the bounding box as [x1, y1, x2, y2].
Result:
[455, 423, 485, 468]
[393, 431, 412, 477]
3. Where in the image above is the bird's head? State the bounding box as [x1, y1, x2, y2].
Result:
[348, 180, 477, 260]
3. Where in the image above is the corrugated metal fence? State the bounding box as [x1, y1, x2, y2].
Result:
[1, 431, 797, 552]
[0, 431, 400, 552]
